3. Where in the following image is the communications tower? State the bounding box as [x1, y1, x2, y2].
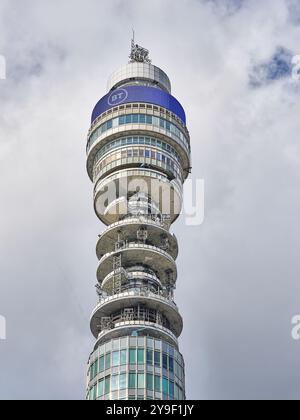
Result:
[86, 39, 191, 400]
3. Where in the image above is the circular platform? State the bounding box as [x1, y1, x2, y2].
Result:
[96, 217, 178, 260]
[90, 291, 183, 339]
[96, 243, 177, 286]
[94, 168, 183, 226]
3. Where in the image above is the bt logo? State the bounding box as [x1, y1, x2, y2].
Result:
[291, 315, 300, 341]
[108, 88, 128, 106]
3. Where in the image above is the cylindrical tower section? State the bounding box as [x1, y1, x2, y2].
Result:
[107, 62, 172, 93]
[86, 41, 191, 401]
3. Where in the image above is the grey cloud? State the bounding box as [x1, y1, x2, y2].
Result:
[287, 0, 300, 24]
[249, 46, 294, 87]
[205, 0, 245, 16]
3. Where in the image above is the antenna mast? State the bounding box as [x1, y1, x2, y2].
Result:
[129, 31, 151, 64]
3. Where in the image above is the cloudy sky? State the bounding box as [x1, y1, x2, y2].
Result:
[0, 0, 300, 400]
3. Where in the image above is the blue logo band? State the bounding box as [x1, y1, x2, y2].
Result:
[91, 85, 186, 125]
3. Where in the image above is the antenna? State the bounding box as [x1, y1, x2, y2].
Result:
[129, 32, 151, 64]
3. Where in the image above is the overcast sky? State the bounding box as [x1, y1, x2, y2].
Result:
[0, 0, 300, 400]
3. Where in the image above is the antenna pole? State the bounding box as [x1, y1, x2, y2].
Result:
[129, 33, 151, 64]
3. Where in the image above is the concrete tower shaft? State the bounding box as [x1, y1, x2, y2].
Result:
[86, 41, 191, 401]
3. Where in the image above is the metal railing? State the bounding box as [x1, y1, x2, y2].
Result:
[98, 242, 175, 266]
[95, 320, 179, 346]
[99, 215, 171, 233]
[101, 269, 162, 288]
[93, 288, 178, 313]
[93, 168, 183, 203]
